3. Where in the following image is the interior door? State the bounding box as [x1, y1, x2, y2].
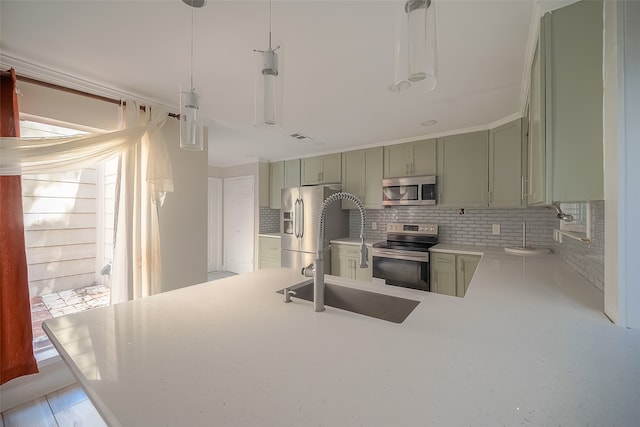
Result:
[208, 177, 223, 272]
[223, 176, 255, 273]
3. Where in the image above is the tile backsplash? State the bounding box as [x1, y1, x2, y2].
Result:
[349, 206, 558, 248]
[261, 202, 605, 292]
[552, 201, 604, 291]
[259, 208, 280, 233]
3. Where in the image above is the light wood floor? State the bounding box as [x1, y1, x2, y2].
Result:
[1, 384, 106, 427]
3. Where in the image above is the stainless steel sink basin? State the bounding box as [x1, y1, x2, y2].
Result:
[277, 282, 420, 323]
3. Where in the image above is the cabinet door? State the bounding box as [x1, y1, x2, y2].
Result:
[269, 161, 285, 209]
[321, 153, 342, 184]
[430, 253, 456, 296]
[411, 139, 437, 176]
[437, 131, 489, 207]
[284, 159, 301, 188]
[456, 255, 480, 297]
[331, 245, 355, 279]
[384, 143, 412, 178]
[258, 236, 281, 269]
[342, 150, 365, 209]
[301, 156, 324, 185]
[549, 0, 603, 202]
[354, 248, 372, 282]
[527, 41, 548, 205]
[342, 147, 383, 210]
[489, 120, 524, 207]
[363, 147, 384, 209]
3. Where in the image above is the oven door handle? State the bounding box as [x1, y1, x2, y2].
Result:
[373, 250, 429, 262]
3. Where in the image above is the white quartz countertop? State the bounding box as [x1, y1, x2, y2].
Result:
[44, 251, 640, 426]
[330, 237, 382, 246]
[258, 232, 281, 238]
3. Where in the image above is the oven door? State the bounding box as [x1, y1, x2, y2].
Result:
[372, 250, 430, 291]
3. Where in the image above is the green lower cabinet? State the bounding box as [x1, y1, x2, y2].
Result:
[430, 253, 457, 296]
[456, 255, 480, 297]
[430, 252, 480, 297]
[258, 236, 281, 269]
[331, 243, 372, 282]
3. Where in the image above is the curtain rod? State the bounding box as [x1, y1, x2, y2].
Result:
[14, 73, 180, 119]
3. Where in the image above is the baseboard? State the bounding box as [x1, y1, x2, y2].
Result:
[0, 355, 75, 412]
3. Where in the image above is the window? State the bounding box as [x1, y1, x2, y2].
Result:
[22, 119, 117, 355]
[556, 202, 591, 242]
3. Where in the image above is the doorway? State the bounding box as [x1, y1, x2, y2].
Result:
[223, 176, 255, 273]
[208, 177, 223, 272]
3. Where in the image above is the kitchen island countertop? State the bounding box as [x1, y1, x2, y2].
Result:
[44, 250, 640, 426]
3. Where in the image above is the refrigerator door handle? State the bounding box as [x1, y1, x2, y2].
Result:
[299, 198, 304, 238]
[294, 199, 300, 238]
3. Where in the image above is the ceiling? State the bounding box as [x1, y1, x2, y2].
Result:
[1, 0, 543, 167]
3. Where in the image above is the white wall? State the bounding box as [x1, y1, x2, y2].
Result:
[603, 0, 640, 328]
[158, 120, 208, 291]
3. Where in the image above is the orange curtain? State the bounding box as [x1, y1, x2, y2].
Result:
[0, 68, 38, 384]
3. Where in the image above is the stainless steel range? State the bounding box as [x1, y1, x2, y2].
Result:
[371, 223, 439, 292]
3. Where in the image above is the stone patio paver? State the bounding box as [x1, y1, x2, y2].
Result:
[30, 284, 111, 342]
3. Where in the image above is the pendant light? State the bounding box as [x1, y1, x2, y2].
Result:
[254, 0, 282, 127]
[390, 0, 438, 93]
[180, 0, 205, 151]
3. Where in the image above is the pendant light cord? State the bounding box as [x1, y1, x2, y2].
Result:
[190, 5, 194, 91]
[268, 0, 272, 50]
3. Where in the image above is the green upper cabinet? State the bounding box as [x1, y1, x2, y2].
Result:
[284, 159, 301, 188]
[547, 0, 603, 202]
[437, 131, 489, 207]
[489, 119, 526, 208]
[301, 153, 342, 185]
[341, 147, 383, 209]
[383, 139, 436, 178]
[527, 40, 549, 206]
[269, 159, 301, 209]
[269, 161, 284, 209]
[528, 0, 604, 204]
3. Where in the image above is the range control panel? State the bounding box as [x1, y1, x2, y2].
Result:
[386, 223, 438, 235]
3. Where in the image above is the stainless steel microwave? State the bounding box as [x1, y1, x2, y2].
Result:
[382, 176, 437, 206]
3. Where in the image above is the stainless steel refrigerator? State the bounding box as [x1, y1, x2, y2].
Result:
[281, 185, 349, 271]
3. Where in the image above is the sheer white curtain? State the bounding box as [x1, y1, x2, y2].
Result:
[0, 100, 173, 303]
[110, 103, 172, 303]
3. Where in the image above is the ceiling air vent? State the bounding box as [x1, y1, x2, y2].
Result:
[289, 132, 312, 142]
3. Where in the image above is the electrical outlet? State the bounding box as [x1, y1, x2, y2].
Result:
[371, 221, 377, 230]
[492, 224, 500, 235]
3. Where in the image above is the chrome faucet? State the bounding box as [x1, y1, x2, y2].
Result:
[302, 192, 368, 312]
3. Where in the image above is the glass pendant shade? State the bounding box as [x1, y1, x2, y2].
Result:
[180, 89, 203, 151]
[391, 0, 438, 93]
[254, 48, 282, 127]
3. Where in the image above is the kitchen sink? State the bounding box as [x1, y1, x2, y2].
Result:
[277, 282, 420, 323]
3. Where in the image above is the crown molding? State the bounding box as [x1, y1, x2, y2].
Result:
[0, 52, 176, 113]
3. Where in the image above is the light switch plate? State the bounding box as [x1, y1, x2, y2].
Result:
[492, 224, 500, 235]
[371, 221, 377, 230]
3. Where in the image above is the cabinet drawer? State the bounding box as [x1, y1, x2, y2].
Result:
[431, 253, 456, 270]
[259, 236, 281, 258]
[332, 244, 361, 258]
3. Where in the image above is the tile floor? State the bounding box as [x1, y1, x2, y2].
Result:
[1, 384, 106, 427]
